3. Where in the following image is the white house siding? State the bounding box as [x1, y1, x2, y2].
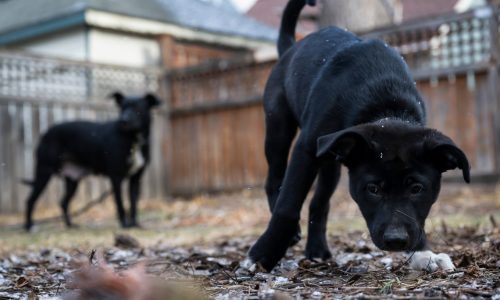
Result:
[5, 27, 161, 68]
[88, 28, 161, 67]
[8, 27, 88, 61]
[1, 28, 89, 101]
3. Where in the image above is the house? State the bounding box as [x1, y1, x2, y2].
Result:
[0, 0, 278, 69]
[246, 0, 488, 34]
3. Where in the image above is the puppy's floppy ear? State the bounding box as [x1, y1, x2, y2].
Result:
[109, 92, 124, 106]
[316, 126, 373, 165]
[424, 132, 470, 183]
[144, 93, 161, 107]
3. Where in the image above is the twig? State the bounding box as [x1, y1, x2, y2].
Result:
[55, 282, 62, 295]
[4, 190, 111, 229]
[89, 249, 97, 264]
[489, 214, 497, 228]
[459, 288, 493, 296]
[220, 268, 238, 282]
[441, 219, 448, 235]
[38, 190, 112, 224]
[393, 251, 415, 272]
[426, 218, 452, 246]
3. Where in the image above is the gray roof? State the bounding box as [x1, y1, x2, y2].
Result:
[0, 0, 277, 42]
[198, 0, 239, 13]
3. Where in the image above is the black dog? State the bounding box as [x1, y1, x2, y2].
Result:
[24, 93, 160, 231]
[247, 0, 470, 271]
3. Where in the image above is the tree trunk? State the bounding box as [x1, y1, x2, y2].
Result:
[318, 0, 402, 33]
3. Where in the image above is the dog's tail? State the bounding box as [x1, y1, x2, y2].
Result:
[278, 0, 316, 57]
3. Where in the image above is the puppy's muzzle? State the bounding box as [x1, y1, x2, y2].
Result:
[383, 225, 409, 251]
[119, 117, 131, 128]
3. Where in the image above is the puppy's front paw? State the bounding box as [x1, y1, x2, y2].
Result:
[239, 257, 258, 273]
[409, 250, 455, 272]
[248, 214, 299, 271]
[305, 235, 331, 260]
[248, 231, 291, 272]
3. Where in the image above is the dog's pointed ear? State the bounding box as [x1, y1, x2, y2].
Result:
[109, 92, 124, 106]
[144, 93, 161, 107]
[424, 133, 470, 183]
[316, 126, 373, 165]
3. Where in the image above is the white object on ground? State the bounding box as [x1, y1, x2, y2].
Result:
[273, 276, 289, 285]
[380, 257, 393, 269]
[409, 250, 455, 272]
[239, 257, 257, 272]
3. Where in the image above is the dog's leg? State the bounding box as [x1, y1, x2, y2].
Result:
[305, 162, 340, 260]
[25, 169, 52, 231]
[264, 92, 299, 244]
[110, 177, 127, 227]
[249, 138, 319, 271]
[60, 177, 79, 228]
[128, 169, 144, 228]
[264, 111, 297, 211]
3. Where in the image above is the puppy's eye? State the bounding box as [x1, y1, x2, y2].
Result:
[367, 183, 380, 195]
[410, 183, 423, 194]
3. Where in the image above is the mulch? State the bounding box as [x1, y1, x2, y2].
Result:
[0, 221, 498, 299]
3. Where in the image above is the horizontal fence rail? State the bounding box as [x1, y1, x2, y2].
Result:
[168, 59, 275, 112]
[362, 6, 497, 78]
[0, 52, 161, 102]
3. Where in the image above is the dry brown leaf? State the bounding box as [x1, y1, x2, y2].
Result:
[15, 276, 29, 288]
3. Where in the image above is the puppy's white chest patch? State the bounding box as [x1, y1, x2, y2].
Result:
[409, 250, 455, 272]
[60, 162, 89, 180]
[128, 143, 145, 175]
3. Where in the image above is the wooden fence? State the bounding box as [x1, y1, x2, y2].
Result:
[0, 53, 168, 213]
[167, 59, 273, 195]
[166, 5, 500, 195]
[2, 6, 500, 208]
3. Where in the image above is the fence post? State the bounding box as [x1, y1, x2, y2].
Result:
[487, 3, 500, 175]
[158, 70, 171, 198]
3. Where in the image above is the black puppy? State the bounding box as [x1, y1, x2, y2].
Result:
[247, 0, 470, 271]
[24, 93, 160, 230]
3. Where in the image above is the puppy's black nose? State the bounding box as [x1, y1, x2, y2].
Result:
[383, 227, 409, 250]
[118, 120, 126, 128]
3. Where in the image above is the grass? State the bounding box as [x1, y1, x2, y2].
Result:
[380, 278, 401, 295]
[0, 184, 499, 255]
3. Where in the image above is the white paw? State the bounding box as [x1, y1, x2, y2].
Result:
[409, 250, 455, 272]
[239, 257, 257, 272]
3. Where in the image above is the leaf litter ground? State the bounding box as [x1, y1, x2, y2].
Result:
[0, 184, 499, 299]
